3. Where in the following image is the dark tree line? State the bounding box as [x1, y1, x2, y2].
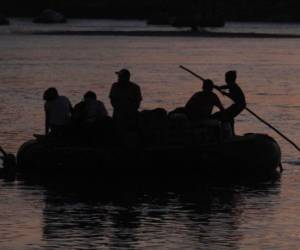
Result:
[2, 0, 300, 22]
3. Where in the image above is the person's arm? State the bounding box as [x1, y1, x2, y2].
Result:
[45, 110, 50, 135]
[44, 103, 50, 135]
[109, 85, 118, 109]
[221, 91, 232, 98]
[68, 100, 73, 115]
[130, 85, 143, 111]
[100, 102, 108, 116]
[215, 95, 224, 111]
[214, 86, 233, 100]
[0, 146, 7, 157]
[135, 86, 142, 110]
[214, 84, 228, 91]
[214, 84, 231, 97]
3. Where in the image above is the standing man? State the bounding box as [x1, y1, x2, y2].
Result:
[214, 71, 246, 134]
[109, 69, 142, 130]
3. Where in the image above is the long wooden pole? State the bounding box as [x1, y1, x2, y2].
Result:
[179, 65, 300, 152]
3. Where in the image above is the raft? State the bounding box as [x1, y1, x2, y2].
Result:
[16, 133, 281, 184]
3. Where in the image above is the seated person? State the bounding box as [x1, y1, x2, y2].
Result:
[185, 79, 224, 122]
[72, 91, 108, 125]
[43, 87, 73, 136]
[72, 91, 110, 145]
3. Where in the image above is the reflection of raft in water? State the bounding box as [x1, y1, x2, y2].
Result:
[16, 130, 282, 183]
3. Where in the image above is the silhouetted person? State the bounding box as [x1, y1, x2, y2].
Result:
[72, 91, 108, 125]
[214, 71, 246, 134]
[185, 79, 224, 122]
[72, 91, 111, 145]
[109, 69, 142, 131]
[43, 87, 73, 136]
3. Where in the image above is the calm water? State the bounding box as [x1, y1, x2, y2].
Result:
[0, 21, 300, 249]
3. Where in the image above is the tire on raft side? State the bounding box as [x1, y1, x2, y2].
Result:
[15, 133, 282, 183]
[215, 133, 281, 178]
[17, 139, 45, 170]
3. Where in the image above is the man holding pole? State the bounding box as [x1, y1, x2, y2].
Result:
[180, 65, 300, 152]
[214, 70, 246, 134]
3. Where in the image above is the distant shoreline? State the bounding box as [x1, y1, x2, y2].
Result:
[27, 30, 300, 38]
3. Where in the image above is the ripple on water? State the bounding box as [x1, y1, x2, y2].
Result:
[0, 29, 300, 249]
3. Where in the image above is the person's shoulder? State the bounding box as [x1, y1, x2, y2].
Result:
[110, 82, 120, 96]
[129, 82, 142, 97]
[211, 92, 221, 101]
[232, 83, 242, 90]
[129, 81, 140, 89]
[193, 91, 204, 97]
[233, 83, 245, 93]
[96, 100, 105, 106]
[111, 82, 119, 88]
[110, 82, 121, 92]
[211, 91, 219, 97]
[187, 92, 202, 102]
[74, 101, 84, 109]
[60, 95, 70, 102]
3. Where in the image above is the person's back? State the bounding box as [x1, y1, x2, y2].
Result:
[71, 91, 110, 145]
[185, 79, 224, 122]
[43, 87, 72, 135]
[83, 91, 108, 123]
[45, 95, 71, 125]
[73, 91, 108, 125]
[85, 99, 107, 122]
[186, 91, 221, 120]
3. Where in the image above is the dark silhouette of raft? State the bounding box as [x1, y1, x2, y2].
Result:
[16, 132, 281, 183]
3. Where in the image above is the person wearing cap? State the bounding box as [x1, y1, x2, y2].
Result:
[214, 71, 246, 134]
[185, 79, 224, 122]
[109, 69, 142, 129]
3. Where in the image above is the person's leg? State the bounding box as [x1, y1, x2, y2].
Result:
[230, 119, 235, 136]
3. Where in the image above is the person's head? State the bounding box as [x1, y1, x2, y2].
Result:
[202, 79, 214, 92]
[116, 68, 130, 82]
[84, 91, 97, 101]
[43, 87, 58, 101]
[225, 71, 237, 85]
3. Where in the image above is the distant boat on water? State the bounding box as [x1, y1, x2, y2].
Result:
[171, 14, 225, 31]
[147, 13, 225, 28]
[147, 2, 225, 29]
[33, 9, 67, 24]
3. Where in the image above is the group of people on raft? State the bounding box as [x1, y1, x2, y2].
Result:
[42, 68, 246, 146]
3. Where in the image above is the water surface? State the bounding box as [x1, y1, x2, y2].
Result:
[0, 21, 299, 249]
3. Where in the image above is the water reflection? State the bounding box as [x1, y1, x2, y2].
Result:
[41, 181, 281, 249]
